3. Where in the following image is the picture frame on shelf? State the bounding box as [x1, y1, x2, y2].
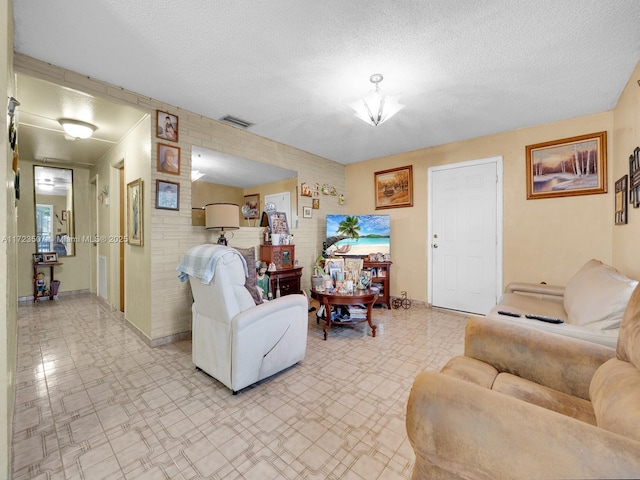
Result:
[374, 165, 413, 209]
[156, 179, 180, 211]
[267, 211, 289, 234]
[43, 252, 58, 263]
[156, 110, 178, 142]
[127, 178, 143, 246]
[526, 131, 607, 200]
[32, 253, 43, 264]
[157, 143, 181, 175]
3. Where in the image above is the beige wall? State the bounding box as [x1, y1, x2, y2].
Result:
[14, 54, 346, 344]
[347, 112, 615, 303]
[17, 161, 92, 296]
[1, 0, 17, 476]
[192, 181, 243, 209]
[612, 60, 640, 280]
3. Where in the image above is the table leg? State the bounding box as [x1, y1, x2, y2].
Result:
[322, 298, 332, 341]
[367, 301, 377, 337]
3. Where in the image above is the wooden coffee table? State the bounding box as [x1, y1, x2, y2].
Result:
[311, 288, 379, 340]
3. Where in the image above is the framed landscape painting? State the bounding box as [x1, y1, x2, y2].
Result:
[374, 165, 413, 209]
[526, 131, 607, 200]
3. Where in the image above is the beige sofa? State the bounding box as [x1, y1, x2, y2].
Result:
[486, 259, 637, 347]
[406, 282, 640, 479]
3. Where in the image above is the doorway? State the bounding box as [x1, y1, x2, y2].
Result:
[428, 156, 503, 315]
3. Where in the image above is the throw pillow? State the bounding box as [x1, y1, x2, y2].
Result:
[564, 259, 638, 330]
[234, 247, 263, 305]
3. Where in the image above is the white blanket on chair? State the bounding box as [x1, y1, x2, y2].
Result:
[177, 244, 248, 284]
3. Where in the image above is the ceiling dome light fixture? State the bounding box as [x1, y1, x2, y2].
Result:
[58, 118, 97, 139]
[350, 74, 405, 126]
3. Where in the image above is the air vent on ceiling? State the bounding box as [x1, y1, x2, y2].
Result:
[219, 115, 254, 129]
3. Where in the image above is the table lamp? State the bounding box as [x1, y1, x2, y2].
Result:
[205, 203, 240, 245]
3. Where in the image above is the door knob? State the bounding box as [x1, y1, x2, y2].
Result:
[433, 244, 438, 248]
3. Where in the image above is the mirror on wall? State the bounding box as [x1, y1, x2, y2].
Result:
[33, 165, 75, 256]
[191, 146, 297, 226]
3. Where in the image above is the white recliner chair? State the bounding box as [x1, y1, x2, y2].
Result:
[178, 245, 308, 393]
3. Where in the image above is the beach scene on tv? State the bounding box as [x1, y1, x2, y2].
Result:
[325, 214, 390, 256]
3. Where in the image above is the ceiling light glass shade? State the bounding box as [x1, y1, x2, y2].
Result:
[350, 74, 405, 126]
[205, 203, 240, 245]
[58, 118, 97, 139]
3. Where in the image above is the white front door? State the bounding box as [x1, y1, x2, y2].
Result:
[429, 157, 502, 315]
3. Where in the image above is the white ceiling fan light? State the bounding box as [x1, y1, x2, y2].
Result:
[58, 118, 97, 139]
[350, 74, 405, 127]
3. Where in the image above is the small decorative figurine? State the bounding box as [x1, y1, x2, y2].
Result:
[36, 272, 47, 297]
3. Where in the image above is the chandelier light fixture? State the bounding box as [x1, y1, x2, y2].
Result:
[350, 74, 405, 126]
[58, 118, 97, 139]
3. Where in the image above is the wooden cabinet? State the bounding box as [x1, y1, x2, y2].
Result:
[260, 245, 302, 297]
[268, 267, 303, 297]
[363, 260, 392, 308]
[260, 245, 295, 270]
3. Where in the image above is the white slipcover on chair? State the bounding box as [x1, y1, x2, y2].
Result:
[178, 245, 308, 393]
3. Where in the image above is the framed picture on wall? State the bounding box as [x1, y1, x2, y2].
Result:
[374, 165, 413, 209]
[526, 131, 607, 200]
[157, 143, 181, 175]
[127, 178, 143, 246]
[615, 175, 628, 225]
[156, 179, 180, 211]
[156, 110, 178, 142]
[243, 193, 260, 219]
[302, 206, 312, 218]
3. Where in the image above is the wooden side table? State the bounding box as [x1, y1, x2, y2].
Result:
[268, 267, 303, 297]
[33, 262, 63, 302]
[311, 287, 379, 340]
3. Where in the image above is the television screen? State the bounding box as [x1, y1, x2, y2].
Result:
[325, 214, 390, 257]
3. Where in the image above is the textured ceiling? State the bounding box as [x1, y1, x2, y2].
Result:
[12, 0, 640, 165]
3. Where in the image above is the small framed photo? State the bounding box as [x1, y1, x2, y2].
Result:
[43, 252, 58, 263]
[156, 110, 178, 142]
[375, 165, 413, 209]
[61, 210, 67, 221]
[302, 206, 312, 218]
[32, 253, 43, 264]
[312, 198, 320, 209]
[156, 179, 180, 211]
[243, 193, 260, 219]
[157, 143, 181, 175]
[526, 131, 607, 200]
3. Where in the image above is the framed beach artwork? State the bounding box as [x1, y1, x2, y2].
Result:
[127, 178, 143, 246]
[374, 165, 413, 209]
[526, 131, 607, 200]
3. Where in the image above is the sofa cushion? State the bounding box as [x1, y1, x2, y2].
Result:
[590, 358, 640, 442]
[493, 372, 596, 425]
[235, 247, 263, 305]
[563, 259, 637, 330]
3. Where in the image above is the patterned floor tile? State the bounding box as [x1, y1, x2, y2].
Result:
[12, 293, 467, 479]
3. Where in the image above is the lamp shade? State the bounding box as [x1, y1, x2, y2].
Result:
[205, 203, 240, 230]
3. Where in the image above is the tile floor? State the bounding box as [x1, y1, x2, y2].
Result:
[12, 293, 467, 480]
